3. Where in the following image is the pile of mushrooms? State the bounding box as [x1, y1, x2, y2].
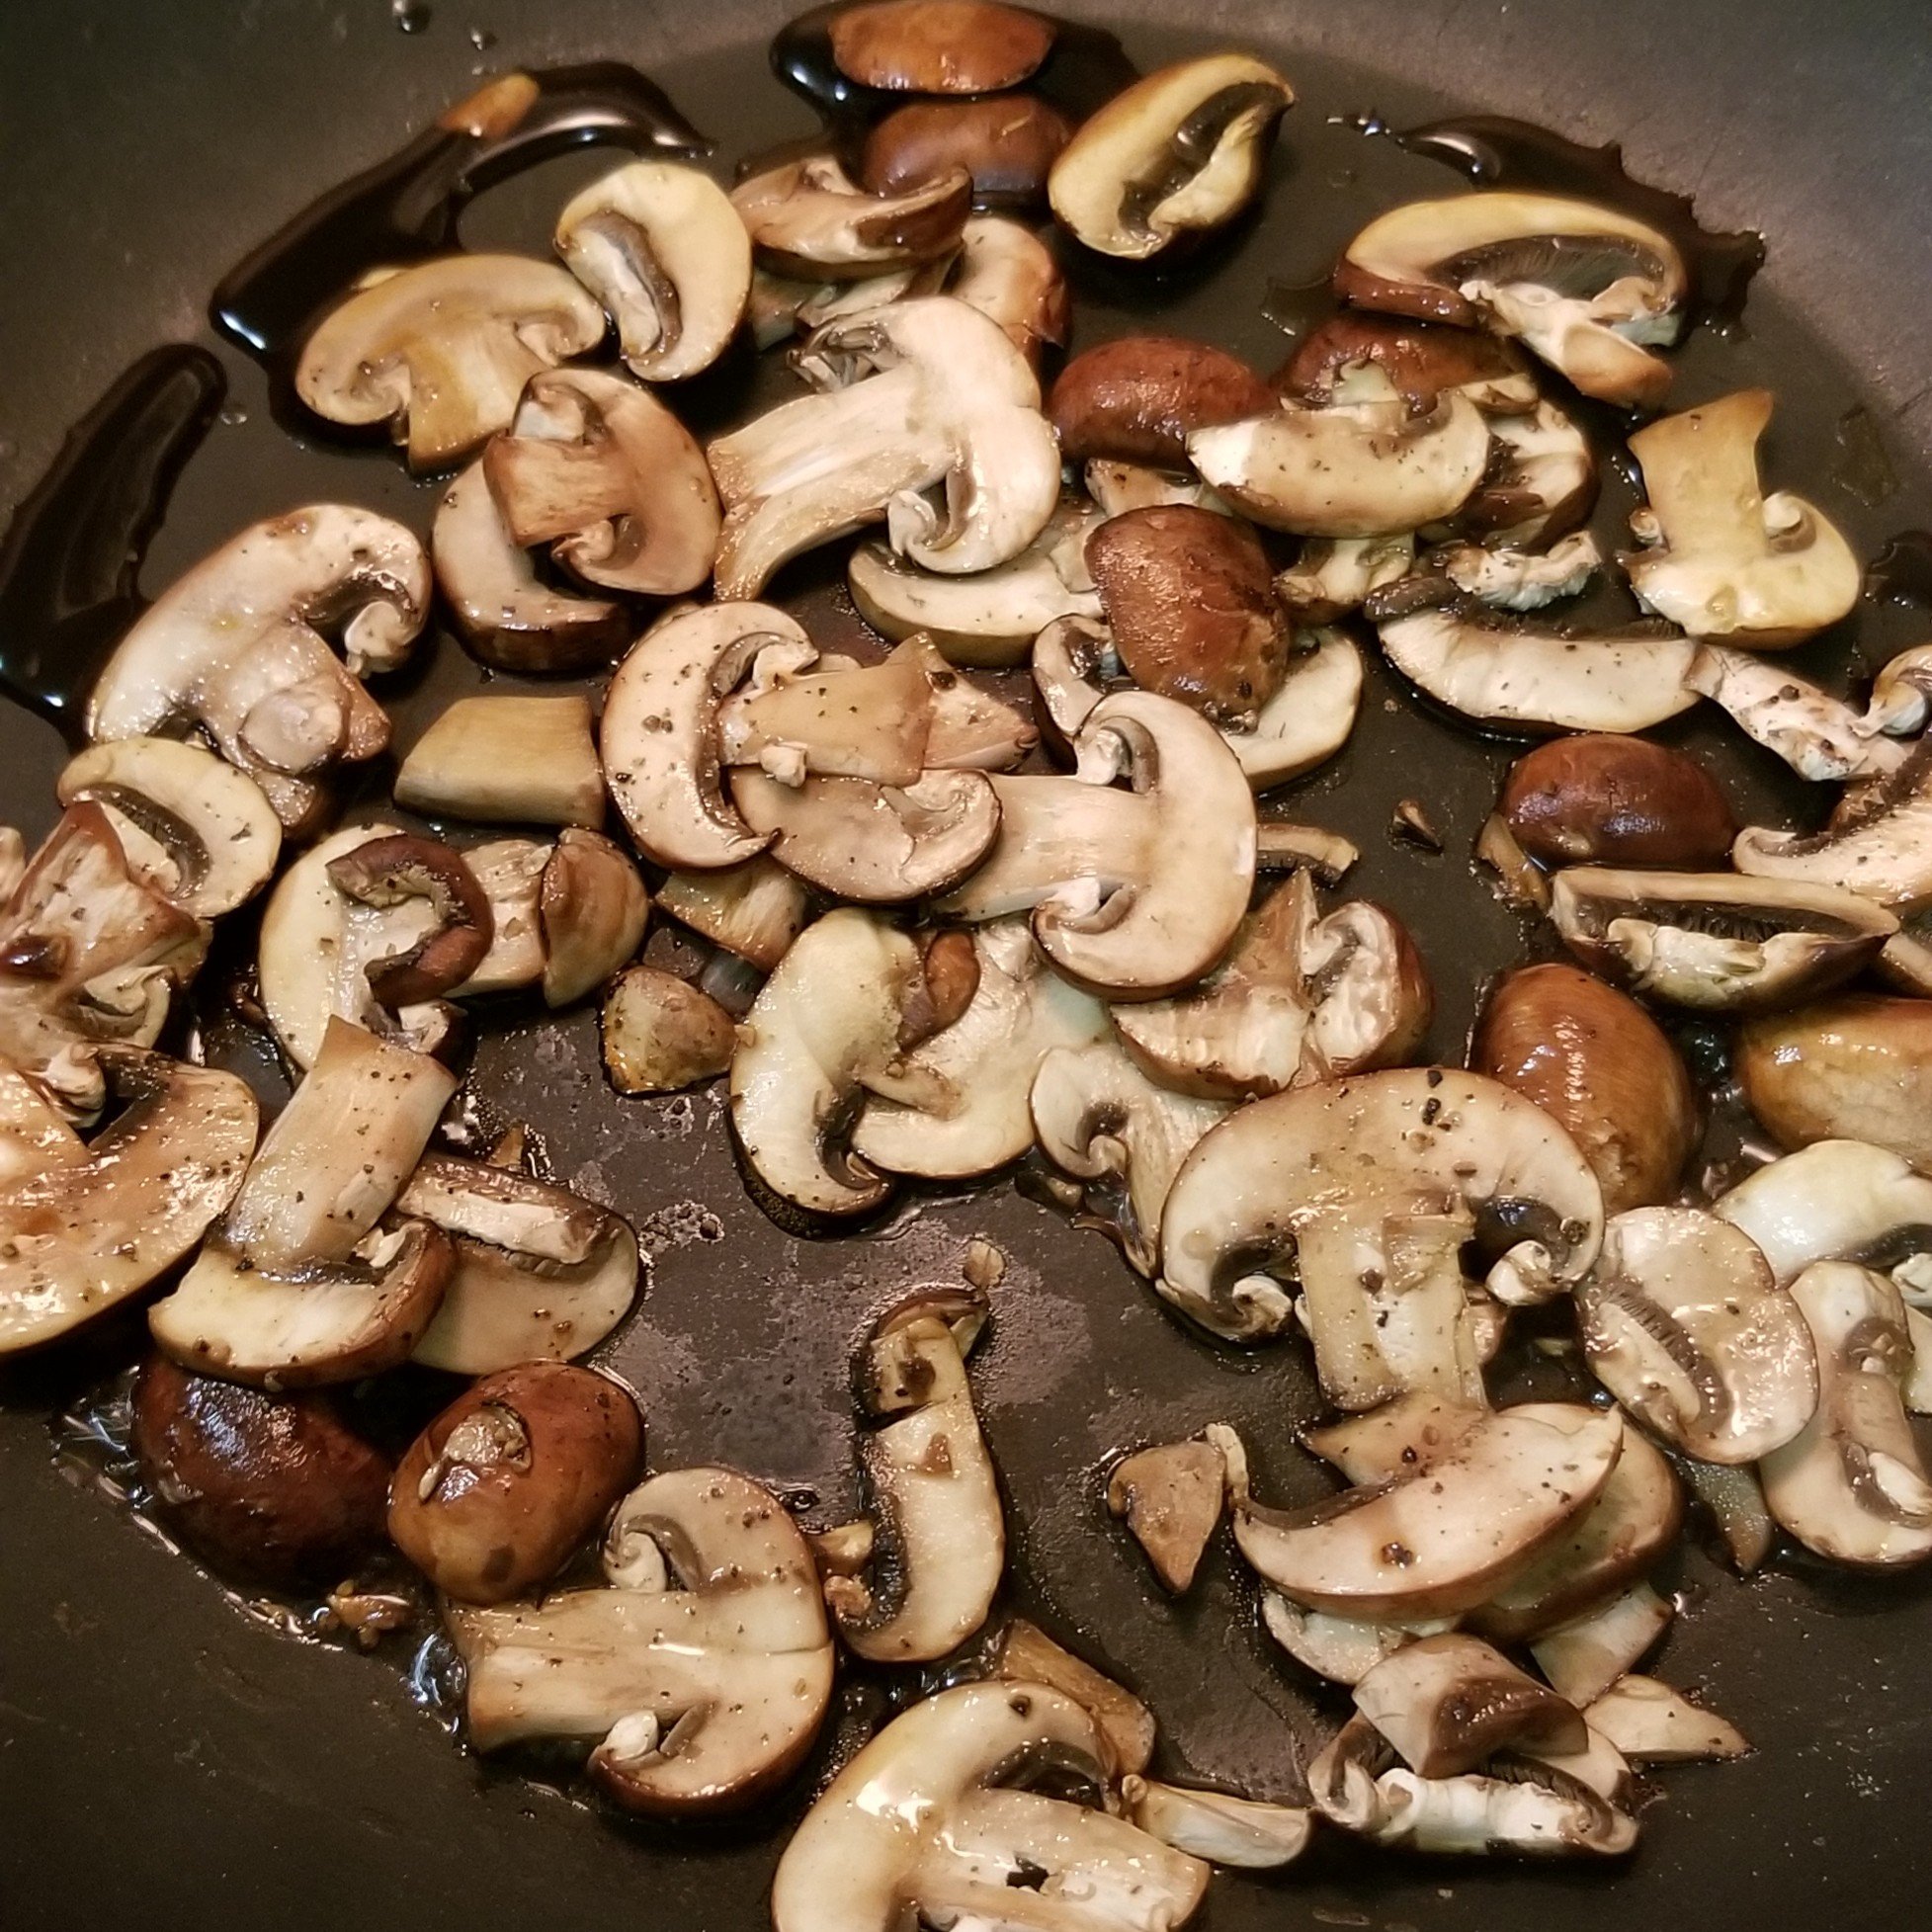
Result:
[6, 3, 1930, 1920]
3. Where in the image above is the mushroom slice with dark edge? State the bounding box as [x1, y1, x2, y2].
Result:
[1758, 1261, 1932, 1566]
[395, 694, 605, 830]
[1277, 536, 1415, 625]
[602, 966, 736, 1095]
[1623, 389, 1859, 648]
[1578, 1207, 1817, 1464]
[1714, 1138, 1932, 1293]
[1370, 1758, 1637, 1857]
[450, 1465, 835, 1814]
[1436, 531, 1602, 613]
[982, 1619, 1157, 1779]
[934, 690, 1257, 1000]
[1107, 1435, 1225, 1593]
[860, 98, 1074, 211]
[1336, 193, 1687, 408]
[1048, 53, 1293, 262]
[1353, 1634, 1586, 1778]
[655, 856, 808, 971]
[1367, 579, 1698, 735]
[1156, 1068, 1604, 1408]
[1223, 628, 1365, 790]
[0, 1051, 257, 1357]
[1529, 1582, 1675, 1708]
[770, 1680, 1209, 1932]
[1261, 1592, 1454, 1687]
[0, 1062, 86, 1186]
[824, 1287, 1003, 1661]
[707, 296, 1060, 597]
[294, 254, 607, 470]
[1548, 867, 1895, 1012]
[482, 369, 720, 596]
[1123, 1778, 1311, 1870]
[55, 738, 282, 918]
[325, 831, 493, 1008]
[395, 1153, 641, 1375]
[1279, 308, 1540, 419]
[431, 461, 627, 675]
[86, 505, 431, 829]
[554, 159, 751, 381]
[1686, 647, 1903, 784]
[826, 0, 1056, 92]
[730, 154, 970, 281]
[1584, 1677, 1748, 1764]
[1731, 739, 1932, 907]
[948, 214, 1068, 366]
[1049, 334, 1276, 469]
[1454, 402, 1598, 549]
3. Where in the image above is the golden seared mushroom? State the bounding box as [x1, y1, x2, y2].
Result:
[771, 1681, 1209, 1932]
[946, 214, 1068, 366]
[431, 460, 628, 675]
[1049, 334, 1275, 469]
[1471, 963, 1699, 1215]
[731, 153, 970, 280]
[1352, 1634, 1586, 1779]
[1337, 193, 1687, 407]
[1686, 647, 1904, 785]
[537, 827, 649, 1007]
[826, 0, 1056, 92]
[396, 694, 605, 830]
[482, 369, 720, 596]
[451, 1466, 836, 1814]
[1123, 1778, 1311, 1871]
[602, 966, 736, 1094]
[1107, 1436, 1225, 1593]
[554, 159, 751, 381]
[396, 1154, 642, 1374]
[294, 254, 607, 470]
[984, 1620, 1157, 1778]
[1731, 741, 1932, 907]
[1547, 868, 1896, 1012]
[707, 296, 1060, 597]
[654, 856, 808, 972]
[824, 1288, 1003, 1662]
[1738, 995, 1932, 1169]
[388, 1364, 643, 1604]
[1048, 53, 1293, 262]
[1498, 733, 1736, 870]
[1529, 1582, 1675, 1707]
[860, 97, 1073, 207]
[1624, 390, 1860, 648]
[1278, 309, 1539, 419]
[86, 506, 430, 828]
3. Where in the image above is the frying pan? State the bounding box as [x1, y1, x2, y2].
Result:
[3, 2, 1931, 1927]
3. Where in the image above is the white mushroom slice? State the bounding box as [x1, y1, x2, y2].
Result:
[602, 602, 812, 870]
[1624, 390, 1860, 648]
[717, 637, 933, 787]
[732, 153, 969, 280]
[1583, 1677, 1748, 1763]
[1159, 1069, 1603, 1405]
[1511, 1725, 1635, 1809]
[536, 828, 648, 1011]
[1686, 645, 1904, 784]
[1261, 1594, 1455, 1686]
[655, 857, 807, 971]
[1456, 402, 1598, 549]
[448, 838, 551, 996]
[1224, 630, 1364, 790]
[708, 296, 1060, 597]
[1122, 1778, 1310, 1870]
[770, 1681, 1210, 1932]
[1083, 460, 1231, 518]
[87, 506, 430, 828]
[826, 1289, 1003, 1662]
[1301, 1393, 1489, 1484]
[1715, 1139, 1932, 1290]
[1276, 535, 1414, 625]
[1030, 1037, 1230, 1288]
[55, 738, 281, 918]
[949, 214, 1067, 366]
[1529, 1581, 1674, 1711]
[1580, 1208, 1818, 1463]
[1256, 820, 1361, 881]
[851, 920, 1106, 1180]
[554, 159, 751, 381]
[398, 1154, 640, 1374]
[1353, 1633, 1586, 1778]
[1438, 530, 1602, 613]
[396, 694, 604, 830]
[1370, 1761, 1637, 1857]
[452, 1466, 835, 1814]
[1306, 1713, 1399, 1835]
[985, 1620, 1156, 1780]
[294, 254, 607, 470]
[0, 829, 23, 904]
[1108, 1438, 1226, 1594]
[1759, 1261, 1932, 1567]
[0, 1052, 257, 1357]
[1732, 741, 1932, 906]
[1229, 1403, 1623, 1620]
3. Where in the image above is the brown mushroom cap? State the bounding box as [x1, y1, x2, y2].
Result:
[859, 95, 1073, 206]
[1500, 733, 1736, 870]
[827, 0, 1055, 93]
[325, 832, 494, 1007]
[1050, 334, 1275, 467]
[1738, 995, 1932, 1171]
[1278, 311, 1535, 416]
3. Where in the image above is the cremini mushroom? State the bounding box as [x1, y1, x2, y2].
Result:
[1353, 1634, 1586, 1778]
[1222, 628, 1365, 790]
[654, 856, 809, 971]
[1714, 1138, 1932, 1293]
[1107, 1435, 1225, 1592]
[1048, 334, 1275, 468]
[948, 213, 1069, 366]
[1278, 308, 1539, 418]
[1731, 740, 1932, 907]
[826, 0, 1056, 93]
[395, 694, 604, 829]
[1261, 1593, 1452, 1687]
[859, 97, 1074, 209]
[715, 636, 933, 787]
[1275, 535, 1415, 625]
[1737, 995, 1932, 1170]
[601, 966, 737, 1094]
[1686, 647, 1902, 784]
[1456, 402, 1597, 548]
[1528, 1582, 1675, 1709]
[1497, 732, 1736, 870]
[536, 827, 650, 1008]
[731, 153, 970, 280]
[983, 1619, 1157, 1780]
[1435, 531, 1601, 614]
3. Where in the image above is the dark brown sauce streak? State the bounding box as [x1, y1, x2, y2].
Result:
[1869, 531, 1932, 607]
[0, 346, 224, 739]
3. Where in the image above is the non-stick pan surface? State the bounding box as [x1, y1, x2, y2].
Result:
[3, 3, 1931, 1928]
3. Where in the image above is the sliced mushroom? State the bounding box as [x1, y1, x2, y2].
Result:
[655, 857, 808, 971]
[1623, 390, 1859, 648]
[826, 0, 1056, 93]
[1279, 309, 1539, 419]
[1715, 1139, 1932, 1292]
[1456, 402, 1598, 548]
[717, 637, 932, 787]
[1353, 1634, 1586, 1778]
[396, 694, 605, 829]
[984, 1620, 1156, 1779]
[450, 1466, 835, 1813]
[87, 506, 431, 827]
[1123, 1778, 1311, 1870]
[537, 827, 649, 1007]
[1223, 628, 1365, 790]
[325, 832, 493, 1008]
[1680, 1456, 1778, 1573]
[1276, 535, 1415, 625]
[731, 153, 969, 280]
[1107, 1436, 1225, 1593]
[554, 159, 751, 381]
[1856, 639, 1932, 739]
[0, 1062, 85, 1187]
[1300, 1392, 1486, 1483]
[1367, 1758, 1637, 1857]
[1497, 732, 1736, 870]
[1548, 867, 1895, 1012]
[1685, 646, 1903, 784]
[1049, 334, 1275, 468]
[859, 97, 1074, 210]
[948, 214, 1068, 365]
[444, 840, 547, 998]
[1731, 739, 1932, 906]
[1583, 1676, 1748, 1763]
[1083, 460, 1230, 518]
[1262, 1593, 1453, 1686]
[1437, 530, 1601, 612]
[1528, 1582, 1674, 1709]
[1738, 994, 1932, 1171]
[294, 254, 607, 469]
[1048, 53, 1293, 261]
[601, 966, 736, 1095]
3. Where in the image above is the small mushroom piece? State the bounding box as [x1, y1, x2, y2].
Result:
[984, 1620, 1156, 1779]
[1049, 335, 1275, 468]
[1624, 389, 1859, 648]
[395, 694, 605, 830]
[1353, 1634, 1586, 1778]
[1107, 1436, 1226, 1593]
[770, 1681, 1210, 1932]
[1276, 536, 1415, 626]
[388, 1364, 643, 1604]
[1857, 639, 1932, 739]
[1738, 995, 1932, 1170]
[0, 1052, 257, 1357]
[1528, 1582, 1675, 1709]
[396, 1153, 641, 1375]
[1437, 531, 1601, 612]
[1471, 964, 1699, 1214]
[294, 254, 608, 470]
[325, 832, 494, 1009]
[859, 97, 1074, 209]
[1583, 1677, 1748, 1764]
[602, 966, 736, 1094]
[655, 857, 809, 971]
[1715, 1139, 1932, 1292]
[826, 1288, 1003, 1662]
[1337, 193, 1686, 407]
[1547, 868, 1895, 1012]
[1224, 628, 1366, 791]
[717, 637, 932, 787]
[947, 214, 1069, 365]
[1083, 460, 1230, 518]
[1759, 1261, 1932, 1566]
[1455, 402, 1598, 548]
[1686, 647, 1904, 785]
[731, 154, 970, 281]
[1262, 1593, 1455, 1687]
[1498, 733, 1736, 870]
[1680, 1456, 1778, 1573]
[87, 506, 431, 828]
[553, 159, 751, 381]
[1299, 1393, 1487, 1484]
[1048, 53, 1293, 261]
[482, 369, 720, 596]
[827, 0, 1056, 92]
[1731, 740, 1932, 907]
[537, 828, 650, 1008]
[444, 839, 551, 997]
[451, 1466, 836, 1814]
[1123, 1778, 1311, 1870]
[1368, 1760, 1638, 1858]
[1278, 309, 1539, 419]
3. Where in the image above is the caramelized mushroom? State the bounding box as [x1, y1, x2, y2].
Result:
[827, 0, 1055, 92]
[1738, 995, 1932, 1170]
[1499, 734, 1735, 869]
[1049, 335, 1275, 467]
[860, 95, 1073, 206]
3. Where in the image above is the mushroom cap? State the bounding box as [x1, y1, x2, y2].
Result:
[1498, 733, 1736, 871]
[826, 0, 1056, 93]
[1049, 334, 1276, 468]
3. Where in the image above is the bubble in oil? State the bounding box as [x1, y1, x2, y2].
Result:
[391, 0, 432, 33]
[467, 24, 495, 48]
[216, 404, 249, 427]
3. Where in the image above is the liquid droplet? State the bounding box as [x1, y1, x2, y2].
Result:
[467, 25, 496, 49]
[216, 404, 249, 428]
[391, 0, 432, 34]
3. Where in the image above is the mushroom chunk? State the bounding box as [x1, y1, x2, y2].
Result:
[396, 1154, 641, 1375]
[325, 832, 493, 1009]
[1548, 868, 1895, 1012]
[825, 1288, 1004, 1661]
[1583, 1677, 1748, 1764]
[1369, 1759, 1637, 1858]
[716, 636, 933, 787]
[601, 966, 737, 1095]
[1686, 647, 1902, 784]
[396, 694, 605, 830]
[1714, 1139, 1932, 1292]
[1498, 733, 1737, 871]
[1857, 640, 1932, 739]
[1529, 1582, 1675, 1708]
[655, 856, 808, 971]
[949, 214, 1069, 366]
[1123, 1778, 1311, 1871]
[1437, 531, 1600, 613]
[860, 98, 1074, 210]
[0, 1052, 257, 1357]
[1456, 402, 1598, 548]
[554, 160, 751, 381]
[1758, 1262, 1932, 1567]
[1578, 1208, 1817, 1464]
[1279, 309, 1539, 418]
[770, 1680, 1210, 1932]
[482, 369, 720, 596]
[1262, 1594, 1451, 1686]
[1276, 536, 1415, 625]
[537, 827, 650, 1009]
[1737, 995, 1932, 1171]
[1107, 1436, 1226, 1593]
[87, 506, 431, 828]
[707, 296, 1059, 597]
[731, 154, 970, 281]
[1731, 739, 1932, 907]
[294, 254, 607, 470]
[1337, 193, 1686, 408]
[1049, 335, 1276, 468]
[450, 1466, 836, 1814]
[1624, 390, 1859, 648]
[1353, 1634, 1586, 1778]
[984, 1620, 1157, 1779]
[1048, 53, 1294, 262]
[1157, 1069, 1604, 1409]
